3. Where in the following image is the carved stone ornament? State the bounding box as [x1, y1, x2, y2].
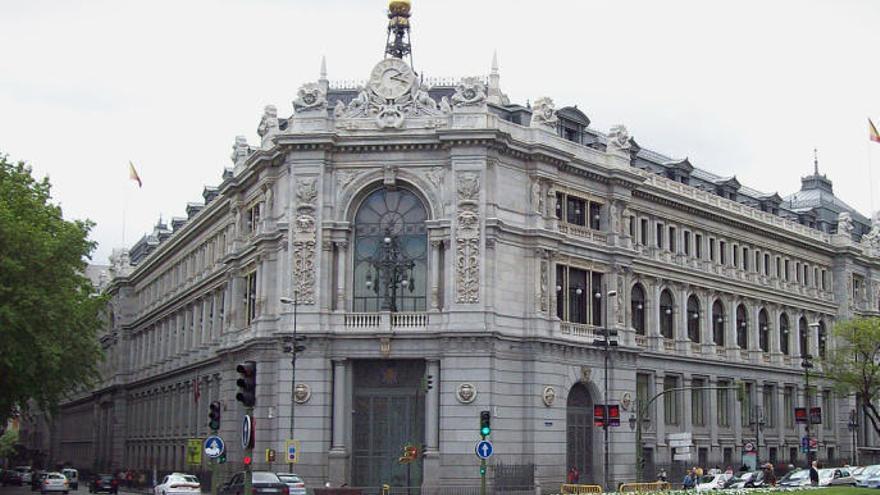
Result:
[257, 104, 279, 142]
[230, 135, 251, 165]
[335, 58, 448, 129]
[455, 173, 481, 304]
[580, 366, 592, 383]
[293, 177, 319, 304]
[530, 97, 558, 130]
[607, 124, 631, 151]
[456, 383, 477, 404]
[860, 210, 880, 256]
[620, 391, 633, 411]
[531, 180, 544, 215]
[451, 77, 487, 107]
[293, 82, 327, 113]
[379, 337, 392, 358]
[293, 383, 312, 404]
[838, 211, 855, 236]
[542, 386, 556, 407]
[539, 258, 548, 313]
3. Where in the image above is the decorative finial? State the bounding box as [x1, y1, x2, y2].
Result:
[491, 50, 499, 75]
[385, 0, 413, 64]
[813, 147, 819, 175]
[320, 55, 327, 80]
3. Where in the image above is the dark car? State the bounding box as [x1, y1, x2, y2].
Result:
[89, 474, 119, 494]
[2, 470, 24, 486]
[31, 472, 48, 491]
[220, 472, 289, 495]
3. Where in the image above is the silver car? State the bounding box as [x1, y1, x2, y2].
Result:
[275, 474, 306, 495]
[41, 473, 69, 494]
[818, 468, 856, 486]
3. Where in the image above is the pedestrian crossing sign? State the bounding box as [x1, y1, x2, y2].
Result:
[286, 439, 300, 464]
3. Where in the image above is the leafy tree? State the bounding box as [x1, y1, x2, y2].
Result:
[823, 317, 880, 438]
[0, 153, 105, 425]
[0, 427, 19, 459]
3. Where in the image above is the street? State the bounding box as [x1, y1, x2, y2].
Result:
[0, 485, 145, 495]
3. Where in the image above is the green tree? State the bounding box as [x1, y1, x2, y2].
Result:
[0, 153, 105, 425]
[823, 317, 880, 438]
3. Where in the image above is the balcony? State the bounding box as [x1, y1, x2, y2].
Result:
[557, 223, 607, 244]
[559, 321, 598, 339]
[342, 311, 428, 331]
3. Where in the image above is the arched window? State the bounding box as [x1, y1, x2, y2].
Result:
[780, 314, 790, 355]
[660, 289, 674, 339]
[818, 321, 827, 359]
[712, 300, 725, 346]
[353, 187, 428, 312]
[736, 304, 748, 349]
[758, 308, 769, 353]
[631, 284, 646, 335]
[799, 317, 809, 357]
[687, 295, 701, 343]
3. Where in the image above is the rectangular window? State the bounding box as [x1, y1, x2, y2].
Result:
[795, 262, 801, 282]
[592, 271, 603, 326]
[784, 386, 794, 428]
[764, 253, 771, 276]
[821, 269, 827, 290]
[742, 382, 753, 427]
[709, 238, 716, 262]
[629, 215, 636, 238]
[245, 202, 262, 233]
[589, 201, 602, 230]
[743, 247, 749, 271]
[684, 231, 691, 256]
[556, 265, 603, 326]
[245, 271, 258, 325]
[664, 376, 680, 426]
[640, 219, 648, 246]
[717, 380, 730, 427]
[695, 234, 703, 259]
[566, 196, 586, 226]
[756, 251, 761, 273]
[669, 226, 677, 253]
[803, 264, 810, 286]
[822, 390, 832, 429]
[784, 260, 790, 281]
[691, 378, 705, 427]
[656, 223, 664, 249]
[763, 385, 775, 428]
[720, 241, 727, 265]
[733, 245, 740, 268]
[555, 194, 563, 220]
[776, 257, 781, 278]
[637, 373, 652, 425]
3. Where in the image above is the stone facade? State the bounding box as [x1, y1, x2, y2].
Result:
[44, 34, 880, 492]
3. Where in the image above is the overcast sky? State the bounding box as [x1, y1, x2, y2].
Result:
[2, 0, 879, 265]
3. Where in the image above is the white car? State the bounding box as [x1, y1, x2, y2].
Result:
[818, 467, 856, 486]
[154, 474, 200, 495]
[61, 469, 79, 491]
[695, 473, 731, 491]
[41, 473, 69, 494]
[275, 473, 306, 495]
[17, 467, 34, 484]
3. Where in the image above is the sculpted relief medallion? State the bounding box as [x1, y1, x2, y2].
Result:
[456, 383, 477, 404]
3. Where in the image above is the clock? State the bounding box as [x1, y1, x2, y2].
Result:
[369, 59, 415, 100]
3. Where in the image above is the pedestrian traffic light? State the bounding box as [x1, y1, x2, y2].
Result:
[208, 401, 221, 431]
[236, 361, 257, 407]
[243, 455, 252, 466]
[594, 404, 606, 427]
[608, 404, 620, 427]
[480, 410, 491, 438]
[265, 449, 276, 463]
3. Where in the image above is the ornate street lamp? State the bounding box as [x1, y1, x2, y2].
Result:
[847, 409, 859, 466]
[364, 227, 416, 312]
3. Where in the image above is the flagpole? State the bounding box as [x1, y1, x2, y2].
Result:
[868, 138, 875, 214]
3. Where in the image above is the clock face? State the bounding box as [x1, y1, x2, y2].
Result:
[369, 59, 415, 100]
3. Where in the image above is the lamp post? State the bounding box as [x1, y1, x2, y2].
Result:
[847, 409, 859, 466]
[364, 227, 416, 312]
[804, 321, 819, 468]
[280, 292, 302, 473]
[593, 287, 617, 491]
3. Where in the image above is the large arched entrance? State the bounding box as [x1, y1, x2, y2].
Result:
[567, 383, 595, 483]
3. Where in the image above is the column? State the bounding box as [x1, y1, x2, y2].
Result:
[708, 375, 719, 451]
[549, 258, 558, 318]
[751, 303, 761, 354]
[701, 291, 712, 348]
[336, 241, 347, 312]
[329, 359, 349, 486]
[654, 373, 667, 447]
[677, 285, 688, 343]
[682, 375, 693, 432]
[423, 359, 441, 490]
[430, 240, 441, 311]
[726, 298, 737, 352]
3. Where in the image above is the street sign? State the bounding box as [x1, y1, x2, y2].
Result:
[204, 435, 225, 459]
[809, 407, 822, 425]
[475, 440, 494, 459]
[673, 452, 692, 461]
[668, 432, 692, 448]
[795, 407, 807, 424]
[241, 415, 254, 450]
[286, 439, 300, 464]
[187, 438, 202, 465]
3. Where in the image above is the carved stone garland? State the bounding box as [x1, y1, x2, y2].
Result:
[455, 173, 481, 304]
[293, 177, 318, 304]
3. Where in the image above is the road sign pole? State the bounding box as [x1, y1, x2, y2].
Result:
[210, 460, 219, 495]
[480, 458, 486, 495]
[245, 408, 254, 495]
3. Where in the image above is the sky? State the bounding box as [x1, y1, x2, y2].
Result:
[1, 0, 879, 265]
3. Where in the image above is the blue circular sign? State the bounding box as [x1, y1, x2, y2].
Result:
[204, 435, 225, 458]
[475, 440, 494, 459]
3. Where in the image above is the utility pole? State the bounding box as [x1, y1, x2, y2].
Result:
[802, 350, 814, 468]
[281, 293, 305, 474]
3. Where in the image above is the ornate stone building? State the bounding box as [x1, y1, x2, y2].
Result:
[49, 2, 880, 491]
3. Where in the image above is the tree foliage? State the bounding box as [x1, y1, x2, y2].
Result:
[0, 153, 105, 425]
[823, 316, 880, 438]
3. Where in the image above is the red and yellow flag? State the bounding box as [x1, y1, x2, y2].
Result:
[128, 161, 142, 187]
[870, 118, 880, 144]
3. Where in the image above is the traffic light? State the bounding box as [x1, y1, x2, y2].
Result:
[236, 361, 257, 407]
[426, 374, 434, 390]
[243, 455, 252, 466]
[479, 410, 491, 438]
[208, 401, 221, 431]
[265, 449, 276, 463]
[479, 465, 487, 476]
[594, 404, 606, 427]
[608, 404, 621, 427]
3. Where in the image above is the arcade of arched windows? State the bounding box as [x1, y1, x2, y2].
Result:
[624, 277, 832, 366]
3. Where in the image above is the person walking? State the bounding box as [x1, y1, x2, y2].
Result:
[809, 461, 820, 486]
[682, 469, 696, 490]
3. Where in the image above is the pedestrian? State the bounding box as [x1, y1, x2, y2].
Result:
[809, 461, 820, 486]
[126, 470, 133, 488]
[567, 466, 580, 484]
[683, 469, 695, 490]
[763, 463, 776, 487]
[658, 469, 668, 482]
[725, 466, 734, 475]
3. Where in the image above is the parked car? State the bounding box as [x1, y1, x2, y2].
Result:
[275, 473, 306, 495]
[818, 467, 856, 486]
[89, 474, 118, 494]
[3, 469, 24, 486]
[61, 469, 79, 491]
[724, 470, 763, 489]
[17, 467, 35, 484]
[220, 472, 289, 495]
[860, 471, 880, 489]
[32, 472, 49, 491]
[695, 473, 732, 491]
[854, 465, 880, 486]
[154, 473, 200, 495]
[778, 468, 811, 487]
[40, 472, 70, 495]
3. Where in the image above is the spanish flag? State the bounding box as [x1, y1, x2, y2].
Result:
[870, 118, 880, 144]
[128, 161, 142, 187]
